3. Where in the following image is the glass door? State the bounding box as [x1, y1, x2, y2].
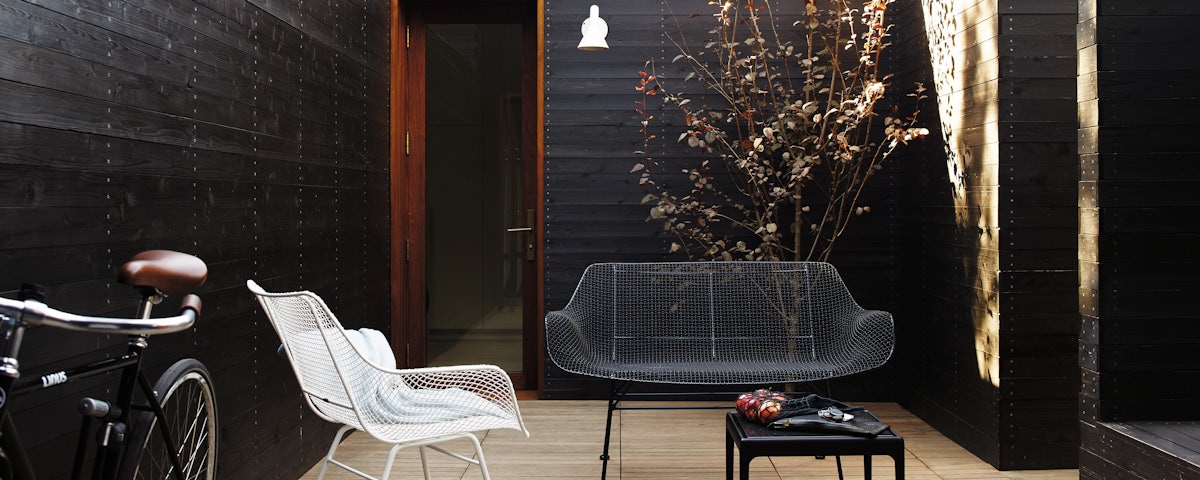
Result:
[421, 22, 531, 378]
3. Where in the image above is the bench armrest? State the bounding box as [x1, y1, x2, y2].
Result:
[835, 308, 895, 366]
[545, 309, 597, 374]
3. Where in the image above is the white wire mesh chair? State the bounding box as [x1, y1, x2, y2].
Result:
[544, 262, 893, 478]
[247, 280, 528, 480]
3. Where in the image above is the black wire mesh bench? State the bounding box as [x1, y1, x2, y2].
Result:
[545, 262, 894, 478]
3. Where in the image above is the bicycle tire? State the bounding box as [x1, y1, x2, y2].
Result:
[118, 358, 218, 480]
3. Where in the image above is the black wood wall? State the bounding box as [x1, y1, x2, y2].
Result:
[541, 0, 902, 399]
[8, 0, 1194, 476]
[1078, 1, 1200, 477]
[0, 0, 391, 478]
[893, 0, 1079, 470]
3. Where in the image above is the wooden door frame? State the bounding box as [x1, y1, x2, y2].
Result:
[389, 0, 544, 392]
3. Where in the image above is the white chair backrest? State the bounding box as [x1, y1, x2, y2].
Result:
[247, 280, 370, 425]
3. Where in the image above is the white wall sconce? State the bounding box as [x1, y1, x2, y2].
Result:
[577, 5, 609, 51]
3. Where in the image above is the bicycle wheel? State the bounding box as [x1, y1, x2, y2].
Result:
[119, 358, 218, 480]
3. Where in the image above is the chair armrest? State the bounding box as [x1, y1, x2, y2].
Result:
[836, 309, 895, 366]
[375, 364, 520, 409]
[360, 363, 528, 435]
[385, 363, 519, 404]
[348, 364, 535, 439]
[545, 309, 597, 374]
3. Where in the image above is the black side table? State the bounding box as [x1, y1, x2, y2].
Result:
[725, 411, 905, 480]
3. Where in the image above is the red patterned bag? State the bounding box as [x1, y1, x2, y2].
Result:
[735, 389, 788, 424]
[735, 389, 855, 425]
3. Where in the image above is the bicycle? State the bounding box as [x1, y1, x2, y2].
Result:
[0, 250, 218, 480]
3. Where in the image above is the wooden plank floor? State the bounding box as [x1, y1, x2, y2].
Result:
[299, 400, 1079, 479]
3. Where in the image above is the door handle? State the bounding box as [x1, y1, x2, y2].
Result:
[506, 209, 536, 262]
[507, 226, 534, 261]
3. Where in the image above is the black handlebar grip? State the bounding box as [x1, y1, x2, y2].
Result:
[179, 294, 203, 318]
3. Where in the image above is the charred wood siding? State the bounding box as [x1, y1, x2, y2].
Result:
[994, 0, 1080, 469]
[1078, 1, 1200, 478]
[894, 0, 1079, 470]
[0, 1, 391, 478]
[542, 0, 902, 399]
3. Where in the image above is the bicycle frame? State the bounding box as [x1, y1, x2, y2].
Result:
[0, 293, 188, 480]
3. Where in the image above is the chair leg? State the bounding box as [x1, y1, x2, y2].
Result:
[465, 432, 491, 480]
[419, 446, 431, 480]
[380, 443, 403, 480]
[375, 432, 494, 480]
[317, 425, 356, 480]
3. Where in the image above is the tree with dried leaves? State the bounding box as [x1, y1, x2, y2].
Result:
[633, 0, 928, 262]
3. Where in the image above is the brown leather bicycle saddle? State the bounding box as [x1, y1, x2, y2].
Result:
[117, 250, 207, 295]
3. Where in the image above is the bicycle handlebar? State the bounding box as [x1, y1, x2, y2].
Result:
[0, 294, 201, 336]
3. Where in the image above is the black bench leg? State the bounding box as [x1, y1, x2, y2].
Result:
[600, 408, 614, 479]
[600, 380, 631, 480]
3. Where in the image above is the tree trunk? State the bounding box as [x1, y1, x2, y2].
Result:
[793, 190, 804, 261]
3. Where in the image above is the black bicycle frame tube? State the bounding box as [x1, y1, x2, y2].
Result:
[137, 371, 187, 480]
[0, 307, 150, 480]
[10, 354, 141, 396]
[0, 291, 191, 480]
[93, 337, 147, 480]
[0, 409, 35, 479]
[1, 349, 145, 480]
[91, 294, 159, 479]
[0, 310, 33, 479]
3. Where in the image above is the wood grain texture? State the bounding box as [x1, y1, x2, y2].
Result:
[297, 400, 1079, 479]
[892, 0, 1079, 470]
[0, 0, 390, 478]
[1077, 0, 1200, 477]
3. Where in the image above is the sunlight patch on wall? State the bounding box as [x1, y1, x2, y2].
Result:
[921, 0, 1001, 389]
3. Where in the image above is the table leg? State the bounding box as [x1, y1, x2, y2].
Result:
[864, 455, 872, 480]
[725, 431, 733, 480]
[894, 452, 904, 480]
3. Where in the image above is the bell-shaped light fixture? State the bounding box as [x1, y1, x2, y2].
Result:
[577, 5, 609, 51]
